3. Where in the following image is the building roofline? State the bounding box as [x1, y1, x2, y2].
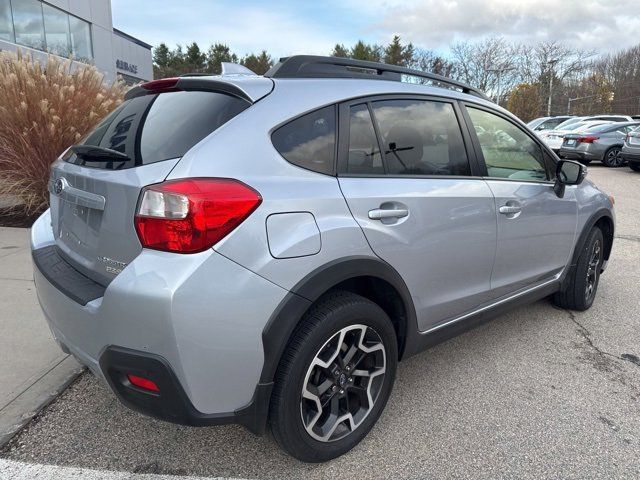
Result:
[113, 28, 153, 50]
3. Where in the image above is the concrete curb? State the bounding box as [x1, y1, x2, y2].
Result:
[0, 458, 239, 479]
[0, 356, 84, 449]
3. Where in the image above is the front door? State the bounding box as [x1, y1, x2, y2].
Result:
[464, 105, 578, 297]
[337, 97, 497, 332]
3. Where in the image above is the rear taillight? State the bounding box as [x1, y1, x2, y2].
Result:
[577, 136, 599, 143]
[135, 178, 262, 254]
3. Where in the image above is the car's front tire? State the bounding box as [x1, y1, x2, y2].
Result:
[629, 163, 640, 172]
[553, 226, 604, 311]
[269, 291, 398, 462]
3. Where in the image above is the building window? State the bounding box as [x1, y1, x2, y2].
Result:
[43, 3, 70, 57]
[1, 0, 93, 60]
[12, 0, 45, 51]
[69, 14, 92, 61]
[0, 0, 14, 42]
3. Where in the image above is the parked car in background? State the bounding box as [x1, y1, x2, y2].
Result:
[527, 116, 573, 133]
[622, 126, 640, 171]
[559, 122, 640, 167]
[542, 121, 613, 153]
[549, 115, 633, 135]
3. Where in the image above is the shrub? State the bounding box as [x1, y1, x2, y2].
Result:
[0, 50, 127, 215]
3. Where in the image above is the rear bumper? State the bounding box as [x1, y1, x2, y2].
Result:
[31, 209, 289, 433]
[622, 152, 640, 164]
[558, 148, 598, 161]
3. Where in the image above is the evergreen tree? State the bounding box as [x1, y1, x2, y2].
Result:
[241, 50, 273, 75]
[332, 43, 349, 58]
[185, 42, 206, 71]
[206, 43, 238, 74]
[384, 35, 414, 66]
[350, 40, 382, 62]
[153, 43, 171, 68]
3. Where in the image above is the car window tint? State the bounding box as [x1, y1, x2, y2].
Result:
[371, 99, 470, 176]
[346, 104, 384, 174]
[272, 105, 336, 175]
[467, 107, 548, 181]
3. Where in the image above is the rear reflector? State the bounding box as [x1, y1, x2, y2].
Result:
[127, 374, 160, 392]
[135, 178, 262, 254]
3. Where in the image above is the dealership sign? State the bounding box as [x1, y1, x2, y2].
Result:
[116, 59, 138, 75]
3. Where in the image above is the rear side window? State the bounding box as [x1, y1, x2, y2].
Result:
[370, 99, 471, 176]
[64, 91, 249, 169]
[346, 104, 384, 174]
[271, 105, 336, 175]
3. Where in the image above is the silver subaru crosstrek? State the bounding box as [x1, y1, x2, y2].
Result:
[31, 56, 615, 462]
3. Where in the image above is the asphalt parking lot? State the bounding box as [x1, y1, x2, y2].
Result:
[1, 165, 639, 479]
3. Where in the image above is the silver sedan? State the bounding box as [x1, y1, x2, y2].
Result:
[559, 122, 640, 167]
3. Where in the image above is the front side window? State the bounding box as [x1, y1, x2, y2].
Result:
[43, 4, 71, 57]
[69, 15, 92, 60]
[271, 105, 336, 175]
[12, 0, 45, 50]
[0, 0, 13, 42]
[371, 99, 471, 176]
[467, 107, 548, 181]
[346, 104, 384, 174]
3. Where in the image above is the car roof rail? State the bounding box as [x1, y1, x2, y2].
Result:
[264, 55, 491, 102]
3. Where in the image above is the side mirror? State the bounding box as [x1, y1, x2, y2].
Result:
[554, 159, 587, 197]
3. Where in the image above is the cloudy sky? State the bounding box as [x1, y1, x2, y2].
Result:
[111, 0, 640, 57]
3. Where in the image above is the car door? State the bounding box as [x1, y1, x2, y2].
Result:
[462, 104, 578, 298]
[337, 96, 497, 332]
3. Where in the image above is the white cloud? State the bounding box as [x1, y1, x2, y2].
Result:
[371, 0, 640, 52]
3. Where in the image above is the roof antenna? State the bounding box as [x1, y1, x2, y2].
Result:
[220, 62, 257, 76]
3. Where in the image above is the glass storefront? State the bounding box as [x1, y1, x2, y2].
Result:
[1, 0, 92, 60]
[0, 0, 13, 42]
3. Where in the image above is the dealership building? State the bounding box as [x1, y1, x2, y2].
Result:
[0, 0, 153, 83]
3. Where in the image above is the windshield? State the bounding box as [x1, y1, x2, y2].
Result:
[555, 117, 585, 130]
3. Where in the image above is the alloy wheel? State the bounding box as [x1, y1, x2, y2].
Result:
[300, 324, 386, 442]
[606, 148, 623, 167]
[585, 239, 602, 303]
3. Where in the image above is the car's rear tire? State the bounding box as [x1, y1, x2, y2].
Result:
[629, 163, 640, 172]
[553, 227, 604, 311]
[602, 147, 624, 167]
[578, 158, 592, 165]
[269, 291, 398, 462]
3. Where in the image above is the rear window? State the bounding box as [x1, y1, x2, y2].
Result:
[63, 91, 249, 169]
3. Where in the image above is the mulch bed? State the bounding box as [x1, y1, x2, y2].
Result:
[0, 209, 43, 228]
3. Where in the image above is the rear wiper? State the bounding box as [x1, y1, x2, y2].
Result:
[70, 145, 131, 162]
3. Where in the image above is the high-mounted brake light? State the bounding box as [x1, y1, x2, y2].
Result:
[140, 77, 180, 93]
[135, 178, 262, 254]
[577, 136, 599, 143]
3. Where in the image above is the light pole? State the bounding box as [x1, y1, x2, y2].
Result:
[547, 58, 559, 117]
[488, 65, 515, 106]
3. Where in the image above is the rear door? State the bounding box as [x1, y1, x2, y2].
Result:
[49, 90, 250, 285]
[337, 96, 497, 332]
[462, 104, 578, 298]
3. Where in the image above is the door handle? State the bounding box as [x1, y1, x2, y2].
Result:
[499, 205, 522, 215]
[368, 208, 409, 220]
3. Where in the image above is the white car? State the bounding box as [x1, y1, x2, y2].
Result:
[542, 121, 614, 152]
